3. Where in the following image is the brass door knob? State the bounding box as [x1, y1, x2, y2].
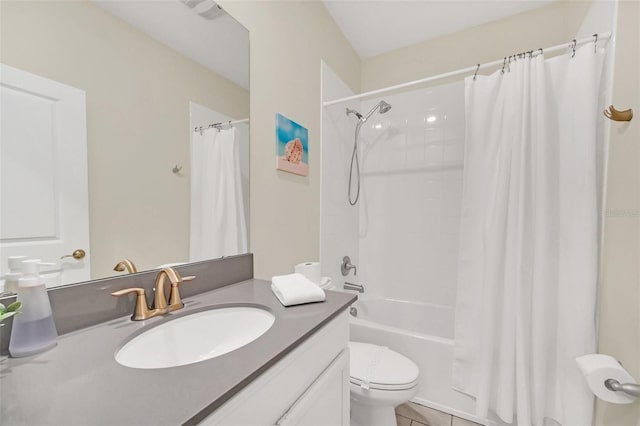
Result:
[60, 249, 86, 260]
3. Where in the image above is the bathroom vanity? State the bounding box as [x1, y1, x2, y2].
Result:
[0, 256, 356, 425]
[202, 304, 350, 425]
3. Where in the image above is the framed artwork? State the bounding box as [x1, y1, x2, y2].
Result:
[276, 113, 308, 176]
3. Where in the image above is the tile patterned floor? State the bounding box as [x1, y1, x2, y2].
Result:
[395, 402, 483, 426]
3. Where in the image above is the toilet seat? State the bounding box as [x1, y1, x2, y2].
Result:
[349, 342, 419, 391]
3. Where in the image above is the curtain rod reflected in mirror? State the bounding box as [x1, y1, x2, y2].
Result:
[195, 117, 249, 135]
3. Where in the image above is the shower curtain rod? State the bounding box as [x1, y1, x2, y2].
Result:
[194, 118, 249, 133]
[323, 32, 612, 107]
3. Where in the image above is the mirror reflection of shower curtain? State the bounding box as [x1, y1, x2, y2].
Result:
[190, 127, 247, 261]
[453, 43, 605, 426]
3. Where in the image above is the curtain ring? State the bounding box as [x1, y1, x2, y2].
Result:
[571, 39, 577, 58]
[501, 57, 507, 74]
[593, 33, 598, 53]
[473, 64, 480, 80]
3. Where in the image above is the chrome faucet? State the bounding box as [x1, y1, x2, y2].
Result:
[111, 267, 195, 321]
[341, 256, 357, 276]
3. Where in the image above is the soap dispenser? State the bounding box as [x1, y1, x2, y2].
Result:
[9, 259, 58, 357]
[4, 256, 28, 294]
[7, 256, 28, 272]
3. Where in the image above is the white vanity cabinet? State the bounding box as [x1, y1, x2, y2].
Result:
[201, 311, 350, 426]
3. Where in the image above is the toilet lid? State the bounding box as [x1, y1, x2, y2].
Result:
[349, 342, 419, 391]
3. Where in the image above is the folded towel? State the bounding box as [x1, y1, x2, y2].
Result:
[271, 273, 326, 307]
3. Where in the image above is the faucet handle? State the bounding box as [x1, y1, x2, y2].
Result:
[168, 275, 196, 312]
[341, 256, 357, 276]
[112, 287, 155, 321]
[111, 287, 145, 297]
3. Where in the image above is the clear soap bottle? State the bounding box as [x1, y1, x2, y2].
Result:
[9, 259, 58, 357]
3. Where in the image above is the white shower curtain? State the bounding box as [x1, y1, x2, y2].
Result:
[453, 43, 605, 426]
[190, 127, 247, 262]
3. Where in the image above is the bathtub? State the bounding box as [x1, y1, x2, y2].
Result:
[349, 298, 486, 425]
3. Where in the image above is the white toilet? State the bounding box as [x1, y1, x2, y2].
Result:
[349, 342, 420, 426]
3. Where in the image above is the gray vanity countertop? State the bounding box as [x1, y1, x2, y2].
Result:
[0, 279, 356, 426]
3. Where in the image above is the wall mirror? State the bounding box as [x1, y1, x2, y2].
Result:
[0, 0, 250, 290]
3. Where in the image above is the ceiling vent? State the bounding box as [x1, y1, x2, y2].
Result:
[180, 0, 225, 20]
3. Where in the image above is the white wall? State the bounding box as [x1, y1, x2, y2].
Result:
[361, 0, 595, 92]
[596, 1, 640, 424]
[357, 82, 465, 306]
[218, 1, 361, 279]
[320, 62, 360, 290]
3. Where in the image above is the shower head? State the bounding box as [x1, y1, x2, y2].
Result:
[346, 100, 392, 124]
[362, 100, 392, 122]
[378, 101, 392, 114]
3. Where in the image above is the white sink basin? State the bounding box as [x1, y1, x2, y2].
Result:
[115, 306, 275, 369]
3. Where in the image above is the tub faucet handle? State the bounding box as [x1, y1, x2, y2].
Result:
[341, 256, 357, 276]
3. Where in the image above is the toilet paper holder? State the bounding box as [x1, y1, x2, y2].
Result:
[605, 379, 640, 398]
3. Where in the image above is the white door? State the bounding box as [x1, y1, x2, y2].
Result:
[0, 64, 90, 287]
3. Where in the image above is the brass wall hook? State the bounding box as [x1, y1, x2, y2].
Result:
[604, 105, 633, 122]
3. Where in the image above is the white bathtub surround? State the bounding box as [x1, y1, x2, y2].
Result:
[453, 44, 606, 425]
[190, 127, 247, 261]
[320, 62, 361, 289]
[357, 81, 465, 305]
[322, 62, 476, 420]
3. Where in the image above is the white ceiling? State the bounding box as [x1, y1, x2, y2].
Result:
[92, 0, 249, 89]
[323, 0, 557, 58]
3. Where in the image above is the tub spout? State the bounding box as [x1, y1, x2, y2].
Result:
[344, 282, 364, 293]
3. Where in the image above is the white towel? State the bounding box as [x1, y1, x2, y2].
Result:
[271, 273, 326, 307]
